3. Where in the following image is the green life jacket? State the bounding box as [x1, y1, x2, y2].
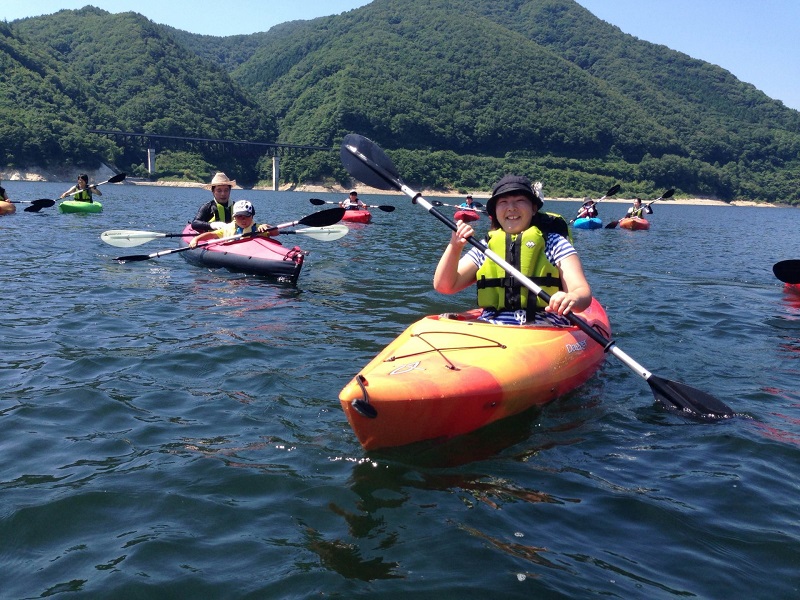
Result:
[73, 188, 93, 202]
[476, 214, 566, 312]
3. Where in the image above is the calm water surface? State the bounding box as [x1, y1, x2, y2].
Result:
[1, 181, 799, 598]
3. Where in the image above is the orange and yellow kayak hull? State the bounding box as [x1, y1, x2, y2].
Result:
[339, 299, 611, 450]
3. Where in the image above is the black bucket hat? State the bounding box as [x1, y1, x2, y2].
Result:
[486, 174, 542, 218]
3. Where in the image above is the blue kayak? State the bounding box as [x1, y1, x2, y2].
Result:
[573, 217, 602, 229]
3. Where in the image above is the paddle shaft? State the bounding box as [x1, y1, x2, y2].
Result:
[310, 198, 394, 212]
[115, 207, 345, 261]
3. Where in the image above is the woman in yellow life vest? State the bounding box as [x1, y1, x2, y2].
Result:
[434, 175, 592, 326]
[60, 173, 102, 202]
[626, 197, 653, 219]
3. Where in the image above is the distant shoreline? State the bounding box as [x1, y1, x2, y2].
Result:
[1, 169, 780, 207]
[123, 179, 775, 207]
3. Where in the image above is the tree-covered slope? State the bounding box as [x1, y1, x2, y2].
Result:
[2, 1, 799, 201]
[0, 20, 116, 168]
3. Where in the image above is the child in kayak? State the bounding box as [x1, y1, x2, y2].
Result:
[575, 197, 599, 220]
[188, 200, 277, 248]
[340, 190, 367, 210]
[434, 174, 592, 326]
[60, 174, 102, 202]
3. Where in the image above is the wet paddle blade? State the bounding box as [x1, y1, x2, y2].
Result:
[309, 198, 327, 205]
[297, 207, 345, 227]
[340, 133, 402, 191]
[101, 230, 171, 247]
[647, 374, 734, 419]
[106, 173, 127, 184]
[288, 224, 349, 241]
[376, 205, 395, 212]
[23, 198, 55, 212]
[605, 220, 619, 229]
[773, 260, 800, 284]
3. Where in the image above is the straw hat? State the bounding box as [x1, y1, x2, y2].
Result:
[204, 172, 237, 189]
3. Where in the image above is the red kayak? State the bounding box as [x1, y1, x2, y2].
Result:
[619, 217, 650, 230]
[341, 209, 372, 224]
[178, 224, 305, 283]
[454, 209, 480, 223]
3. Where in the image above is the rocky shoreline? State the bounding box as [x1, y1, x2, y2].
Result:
[0, 166, 775, 207]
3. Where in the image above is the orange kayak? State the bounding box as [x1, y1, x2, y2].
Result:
[339, 298, 611, 450]
[619, 217, 650, 230]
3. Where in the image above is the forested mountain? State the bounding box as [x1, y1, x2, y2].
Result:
[2, 0, 799, 203]
[9, 7, 276, 182]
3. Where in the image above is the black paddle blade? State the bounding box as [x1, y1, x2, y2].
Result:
[298, 207, 345, 227]
[340, 133, 401, 191]
[114, 254, 150, 263]
[773, 260, 800, 284]
[606, 184, 621, 197]
[661, 188, 675, 199]
[23, 198, 55, 212]
[647, 374, 734, 420]
[309, 198, 326, 205]
[605, 220, 619, 229]
[108, 173, 127, 184]
[378, 205, 396, 212]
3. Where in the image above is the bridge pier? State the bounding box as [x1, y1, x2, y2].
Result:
[147, 148, 156, 174]
[272, 156, 280, 191]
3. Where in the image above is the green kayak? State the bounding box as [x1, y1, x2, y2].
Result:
[59, 200, 103, 213]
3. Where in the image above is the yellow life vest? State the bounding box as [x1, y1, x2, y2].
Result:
[210, 202, 229, 224]
[476, 225, 562, 312]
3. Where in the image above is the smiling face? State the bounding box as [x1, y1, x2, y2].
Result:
[494, 193, 536, 234]
[212, 185, 231, 204]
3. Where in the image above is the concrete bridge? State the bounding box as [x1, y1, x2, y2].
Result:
[89, 129, 332, 191]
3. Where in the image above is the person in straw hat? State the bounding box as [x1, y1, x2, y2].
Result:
[191, 172, 237, 232]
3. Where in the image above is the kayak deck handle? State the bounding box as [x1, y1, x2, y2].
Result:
[351, 375, 378, 419]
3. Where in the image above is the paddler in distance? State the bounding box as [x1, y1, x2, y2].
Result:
[60, 173, 102, 203]
[434, 174, 592, 326]
[626, 197, 653, 219]
[191, 171, 237, 232]
[189, 200, 277, 248]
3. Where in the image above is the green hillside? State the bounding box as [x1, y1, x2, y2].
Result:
[2, 0, 799, 203]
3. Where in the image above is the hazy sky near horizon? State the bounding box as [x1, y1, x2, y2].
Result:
[3, 0, 798, 111]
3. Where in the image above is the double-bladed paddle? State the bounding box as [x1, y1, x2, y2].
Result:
[773, 260, 800, 284]
[113, 207, 345, 262]
[309, 197, 395, 212]
[606, 188, 674, 229]
[340, 133, 734, 420]
[432, 200, 487, 213]
[102, 224, 349, 247]
[61, 172, 127, 199]
[569, 184, 620, 224]
[8, 198, 56, 213]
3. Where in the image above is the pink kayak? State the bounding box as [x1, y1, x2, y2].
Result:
[178, 224, 305, 283]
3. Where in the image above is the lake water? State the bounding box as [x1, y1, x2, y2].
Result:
[1, 181, 799, 598]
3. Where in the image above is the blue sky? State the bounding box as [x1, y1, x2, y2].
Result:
[3, 0, 798, 110]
